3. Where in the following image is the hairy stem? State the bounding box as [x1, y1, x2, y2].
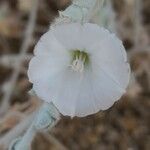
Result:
[9, 103, 60, 150]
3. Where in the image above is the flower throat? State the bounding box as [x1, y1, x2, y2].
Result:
[71, 50, 89, 73]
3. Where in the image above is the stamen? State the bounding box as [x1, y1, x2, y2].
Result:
[71, 58, 84, 72]
[70, 50, 89, 73]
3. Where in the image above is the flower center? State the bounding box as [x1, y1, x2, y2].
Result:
[70, 50, 89, 73]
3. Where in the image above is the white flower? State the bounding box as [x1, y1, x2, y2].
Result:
[28, 23, 130, 117]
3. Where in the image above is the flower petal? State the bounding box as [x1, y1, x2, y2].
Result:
[51, 23, 84, 50]
[34, 31, 67, 56]
[28, 23, 130, 117]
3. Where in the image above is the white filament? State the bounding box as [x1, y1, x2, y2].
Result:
[71, 55, 85, 73]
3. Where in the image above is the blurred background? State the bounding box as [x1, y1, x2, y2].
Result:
[0, 0, 149, 150]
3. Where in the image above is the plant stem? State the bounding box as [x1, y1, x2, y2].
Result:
[9, 102, 60, 150]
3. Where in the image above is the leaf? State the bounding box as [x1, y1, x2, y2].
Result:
[59, 0, 97, 22]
